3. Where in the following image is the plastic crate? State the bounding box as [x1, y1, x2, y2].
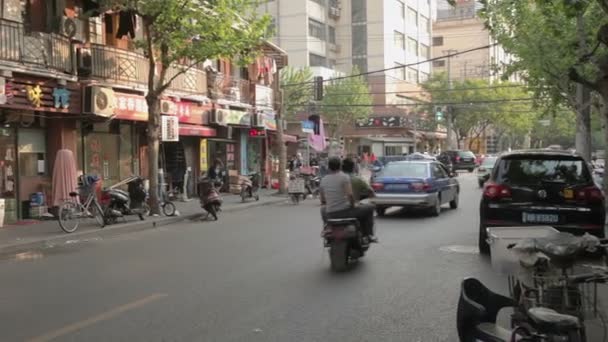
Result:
[488, 226, 559, 275]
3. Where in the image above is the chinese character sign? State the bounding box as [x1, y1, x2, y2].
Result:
[26, 85, 43, 107]
[199, 139, 208, 173]
[161, 116, 179, 142]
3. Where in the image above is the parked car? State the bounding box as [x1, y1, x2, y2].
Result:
[478, 149, 606, 255]
[370, 160, 459, 217]
[436, 150, 477, 172]
[477, 156, 498, 188]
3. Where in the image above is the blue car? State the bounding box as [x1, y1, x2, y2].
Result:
[370, 161, 459, 217]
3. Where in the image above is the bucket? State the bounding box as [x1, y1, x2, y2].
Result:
[487, 226, 559, 274]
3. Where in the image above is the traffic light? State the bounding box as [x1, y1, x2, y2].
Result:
[434, 106, 444, 121]
[314, 76, 323, 101]
[308, 115, 320, 135]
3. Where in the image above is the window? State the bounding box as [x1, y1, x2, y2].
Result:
[394, 62, 405, 80]
[397, 1, 405, 19]
[352, 25, 367, 55]
[407, 37, 418, 55]
[407, 7, 418, 26]
[379, 163, 429, 177]
[308, 18, 326, 40]
[420, 15, 430, 33]
[328, 26, 336, 44]
[419, 71, 429, 83]
[432, 60, 445, 67]
[432, 164, 448, 179]
[495, 157, 591, 185]
[352, 0, 366, 23]
[266, 17, 277, 37]
[394, 31, 405, 50]
[420, 43, 430, 59]
[407, 67, 418, 82]
[309, 53, 326, 67]
[433, 36, 444, 46]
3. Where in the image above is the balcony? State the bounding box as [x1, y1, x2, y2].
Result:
[87, 44, 206, 94]
[207, 72, 252, 105]
[0, 18, 74, 75]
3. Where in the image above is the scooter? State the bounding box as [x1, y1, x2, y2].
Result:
[240, 172, 260, 202]
[322, 218, 370, 272]
[101, 176, 150, 225]
[199, 176, 222, 220]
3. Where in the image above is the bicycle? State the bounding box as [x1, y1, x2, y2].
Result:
[57, 175, 105, 233]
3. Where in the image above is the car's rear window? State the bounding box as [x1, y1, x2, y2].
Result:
[458, 151, 475, 158]
[495, 157, 592, 185]
[379, 163, 428, 178]
[482, 157, 497, 166]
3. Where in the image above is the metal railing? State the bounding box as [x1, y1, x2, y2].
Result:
[89, 43, 149, 85]
[166, 64, 207, 94]
[0, 18, 73, 74]
[222, 77, 252, 104]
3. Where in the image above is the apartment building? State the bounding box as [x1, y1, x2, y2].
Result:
[431, 0, 515, 82]
[260, 0, 443, 157]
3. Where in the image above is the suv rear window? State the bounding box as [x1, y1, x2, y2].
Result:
[458, 151, 475, 158]
[495, 156, 592, 185]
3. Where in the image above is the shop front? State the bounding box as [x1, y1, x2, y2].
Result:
[0, 74, 81, 223]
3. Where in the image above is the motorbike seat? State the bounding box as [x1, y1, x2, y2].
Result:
[527, 307, 580, 332]
[326, 218, 359, 225]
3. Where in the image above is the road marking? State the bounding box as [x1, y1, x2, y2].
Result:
[27, 293, 168, 342]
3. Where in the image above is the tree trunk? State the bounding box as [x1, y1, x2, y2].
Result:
[575, 85, 592, 161]
[146, 95, 161, 215]
[275, 89, 287, 194]
[600, 94, 608, 212]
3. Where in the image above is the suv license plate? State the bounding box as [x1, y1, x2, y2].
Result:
[522, 212, 559, 224]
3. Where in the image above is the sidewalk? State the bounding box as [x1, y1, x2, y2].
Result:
[0, 189, 285, 255]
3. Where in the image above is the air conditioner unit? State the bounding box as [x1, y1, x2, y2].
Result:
[59, 16, 85, 41]
[329, 6, 341, 18]
[210, 109, 228, 126]
[83, 86, 116, 117]
[251, 113, 264, 128]
[76, 47, 92, 76]
[160, 100, 177, 115]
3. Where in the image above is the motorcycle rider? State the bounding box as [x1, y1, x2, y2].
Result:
[320, 157, 377, 242]
[341, 158, 375, 202]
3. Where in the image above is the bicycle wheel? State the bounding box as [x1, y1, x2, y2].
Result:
[58, 201, 81, 233]
[162, 201, 177, 217]
[91, 200, 105, 228]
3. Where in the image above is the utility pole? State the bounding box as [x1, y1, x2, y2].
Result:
[444, 49, 458, 150]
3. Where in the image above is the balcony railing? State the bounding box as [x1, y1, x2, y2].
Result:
[89, 43, 149, 86]
[222, 77, 252, 104]
[0, 18, 73, 74]
[166, 64, 207, 94]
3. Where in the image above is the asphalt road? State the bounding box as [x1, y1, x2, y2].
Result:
[0, 173, 604, 341]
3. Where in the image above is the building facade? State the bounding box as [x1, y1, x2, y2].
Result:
[0, 0, 287, 224]
[259, 0, 443, 157]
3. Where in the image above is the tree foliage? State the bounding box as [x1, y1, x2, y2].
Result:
[321, 69, 373, 137]
[421, 73, 540, 149]
[530, 110, 577, 148]
[279, 67, 313, 118]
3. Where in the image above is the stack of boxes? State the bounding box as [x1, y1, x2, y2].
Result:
[228, 170, 242, 194]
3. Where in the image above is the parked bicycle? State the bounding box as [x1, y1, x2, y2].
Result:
[57, 175, 105, 233]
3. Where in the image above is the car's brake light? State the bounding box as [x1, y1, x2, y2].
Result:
[371, 183, 384, 191]
[455, 156, 461, 162]
[576, 186, 604, 203]
[483, 182, 512, 199]
[411, 182, 431, 192]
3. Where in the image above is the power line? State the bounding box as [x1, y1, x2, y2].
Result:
[282, 43, 498, 87]
[294, 98, 536, 107]
[293, 84, 536, 95]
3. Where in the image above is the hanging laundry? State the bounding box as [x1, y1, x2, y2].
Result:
[116, 11, 137, 39]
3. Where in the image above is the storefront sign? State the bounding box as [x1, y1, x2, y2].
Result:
[175, 102, 208, 125]
[200, 139, 208, 172]
[356, 116, 415, 128]
[225, 110, 251, 126]
[161, 115, 179, 142]
[255, 85, 274, 108]
[178, 125, 216, 137]
[52, 88, 71, 109]
[262, 112, 276, 131]
[26, 85, 43, 107]
[114, 93, 148, 121]
[301, 120, 315, 134]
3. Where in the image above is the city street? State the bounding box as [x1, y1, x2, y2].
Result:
[0, 173, 602, 341]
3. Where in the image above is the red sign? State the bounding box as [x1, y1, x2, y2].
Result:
[114, 93, 148, 121]
[179, 124, 216, 137]
[248, 128, 266, 138]
[174, 102, 209, 125]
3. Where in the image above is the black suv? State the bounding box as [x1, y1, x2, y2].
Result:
[437, 150, 477, 172]
[478, 150, 606, 254]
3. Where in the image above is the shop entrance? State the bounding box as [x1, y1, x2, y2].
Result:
[0, 127, 17, 224]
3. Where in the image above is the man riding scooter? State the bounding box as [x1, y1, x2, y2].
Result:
[320, 157, 377, 242]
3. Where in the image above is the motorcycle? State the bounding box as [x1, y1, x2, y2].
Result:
[240, 172, 260, 202]
[101, 176, 149, 225]
[305, 174, 320, 198]
[199, 176, 223, 220]
[322, 218, 370, 272]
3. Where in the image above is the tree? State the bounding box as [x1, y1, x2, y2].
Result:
[530, 109, 577, 148]
[321, 69, 373, 148]
[280, 67, 314, 118]
[421, 73, 539, 150]
[100, 0, 270, 214]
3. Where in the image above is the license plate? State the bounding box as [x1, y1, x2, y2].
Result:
[563, 189, 574, 199]
[387, 184, 409, 190]
[522, 212, 559, 224]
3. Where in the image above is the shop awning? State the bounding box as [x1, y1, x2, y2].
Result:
[179, 125, 216, 137]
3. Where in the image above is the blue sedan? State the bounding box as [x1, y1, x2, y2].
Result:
[370, 161, 460, 217]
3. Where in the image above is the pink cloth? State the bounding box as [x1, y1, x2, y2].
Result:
[51, 149, 78, 207]
[308, 118, 327, 152]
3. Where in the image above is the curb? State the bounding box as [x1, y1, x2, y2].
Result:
[0, 197, 285, 257]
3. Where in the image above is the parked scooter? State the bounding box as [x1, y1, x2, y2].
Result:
[305, 174, 320, 198]
[101, 176, 149, 225]
[240, 172, 260, 202]
[199, 175, 223, 220]
[322, 218, 370, 272]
